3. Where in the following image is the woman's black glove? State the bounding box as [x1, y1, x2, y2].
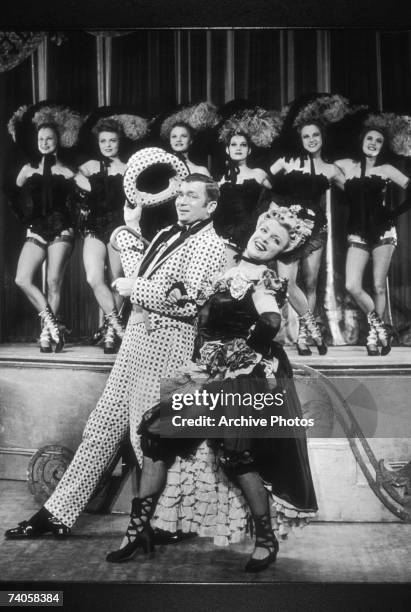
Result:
[247, 312, 281, 357]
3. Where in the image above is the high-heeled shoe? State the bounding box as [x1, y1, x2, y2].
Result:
[381, 324, 397, 356]
[244, 514, 279, 573]
[103, 321, 117, 354]
[5, 508, 70, 539]
[106, 309, 125, 341]
[300, 310, 327, 356]
[39, 326, 52, 353]
[368, 311, 391, 356]
[366, 322, 380, 356]
[106, 495, 156, 563]
[102, 309, 125, 354]
[296, 321, 312, 356]
[38, 306, 65, 353]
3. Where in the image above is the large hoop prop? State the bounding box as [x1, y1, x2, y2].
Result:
[123, 147, 189, 208]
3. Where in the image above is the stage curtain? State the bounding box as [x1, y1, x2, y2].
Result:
[234, 30, 284, 107]
[330, 30, 379, 107]
[0, 58, 35, 342]
[293, 30, 318, 98]
[48, 30, 97, 113]
[110, 30, 177, 114]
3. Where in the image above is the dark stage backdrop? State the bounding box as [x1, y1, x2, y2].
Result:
[0, 29, 411, 344]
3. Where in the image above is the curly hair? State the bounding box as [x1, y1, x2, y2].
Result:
[294, 120, 329, 164]
[169, 121, 194, 141]
[92, 117, 124, 138]
[356, 125, 392, 166]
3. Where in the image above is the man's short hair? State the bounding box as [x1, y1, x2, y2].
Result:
[184, 173, 219, 204]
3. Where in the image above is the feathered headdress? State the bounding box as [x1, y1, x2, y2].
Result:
[92, 114, 148, 141]
[218, 107, 283, 149]
[277, 92, 369, 160]
[77, 106, 149, 161]
[292, 94, 366, 130]
[8, 101, 83, 157]
[159, 102, 219, 140]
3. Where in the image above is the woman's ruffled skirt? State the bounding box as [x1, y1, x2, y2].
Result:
[152, 441, 316, 547]
[149, 344, 317, 546]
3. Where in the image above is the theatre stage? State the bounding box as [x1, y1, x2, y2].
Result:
[1, 344, 411, 527]
[1, 480, 411, 584]
[1, 343, 411, 590]
[0, 342, 411, 370]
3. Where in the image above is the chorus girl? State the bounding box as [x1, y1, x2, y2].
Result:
[336, 120, 411, 356]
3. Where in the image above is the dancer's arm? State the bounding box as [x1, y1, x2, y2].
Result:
[269, 157, 287, 177]
[247, 281, 281, 355]
[330, 163, 346, 190]
[16, 164, 35, 187]
[254, 168, 272, 189]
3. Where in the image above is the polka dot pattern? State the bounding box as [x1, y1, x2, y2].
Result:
[123, 147, 189, 208]
[44, 226, 227, 529]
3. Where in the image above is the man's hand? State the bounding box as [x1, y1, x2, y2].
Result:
[124, 202, 142, 229]
[166, 287, 184, 305]
[165, 282, 194, 306]
[112, 277, 135, 297]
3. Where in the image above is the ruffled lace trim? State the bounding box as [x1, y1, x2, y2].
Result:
[152, 441, 248, 546]
[268, 489, 317, 539]
[153, 442, 317, 547]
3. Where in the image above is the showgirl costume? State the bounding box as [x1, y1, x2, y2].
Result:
[214, 105, 282, 253]
[80, 160, 125, 244]
[11, 155, 74, 248]
[213, 172, 267, 253]
[7, 102, 83, 249]
[343, 170, 396, 251]
[142, 259, 318, 544]
[271, 157, 329, 264]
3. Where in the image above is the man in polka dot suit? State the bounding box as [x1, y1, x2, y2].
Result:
[5, 173, 227, 539]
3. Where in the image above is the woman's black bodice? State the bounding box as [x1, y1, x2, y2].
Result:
[344, 175, 391, 242]
[10, 172, 72, 228]
[271, 170, 329, 229]
[22, 173, 73, 219]
[87, 172, 125, 216]
[9, 172, 74, 240]
[197, 289, 258, 344]
[213, 179, 265, 251]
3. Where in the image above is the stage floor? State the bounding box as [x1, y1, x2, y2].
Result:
[0, 480, 410, 583]
[1, 343, 411, 373]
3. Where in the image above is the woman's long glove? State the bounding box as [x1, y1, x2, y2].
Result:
[247, 312, 281, 357]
